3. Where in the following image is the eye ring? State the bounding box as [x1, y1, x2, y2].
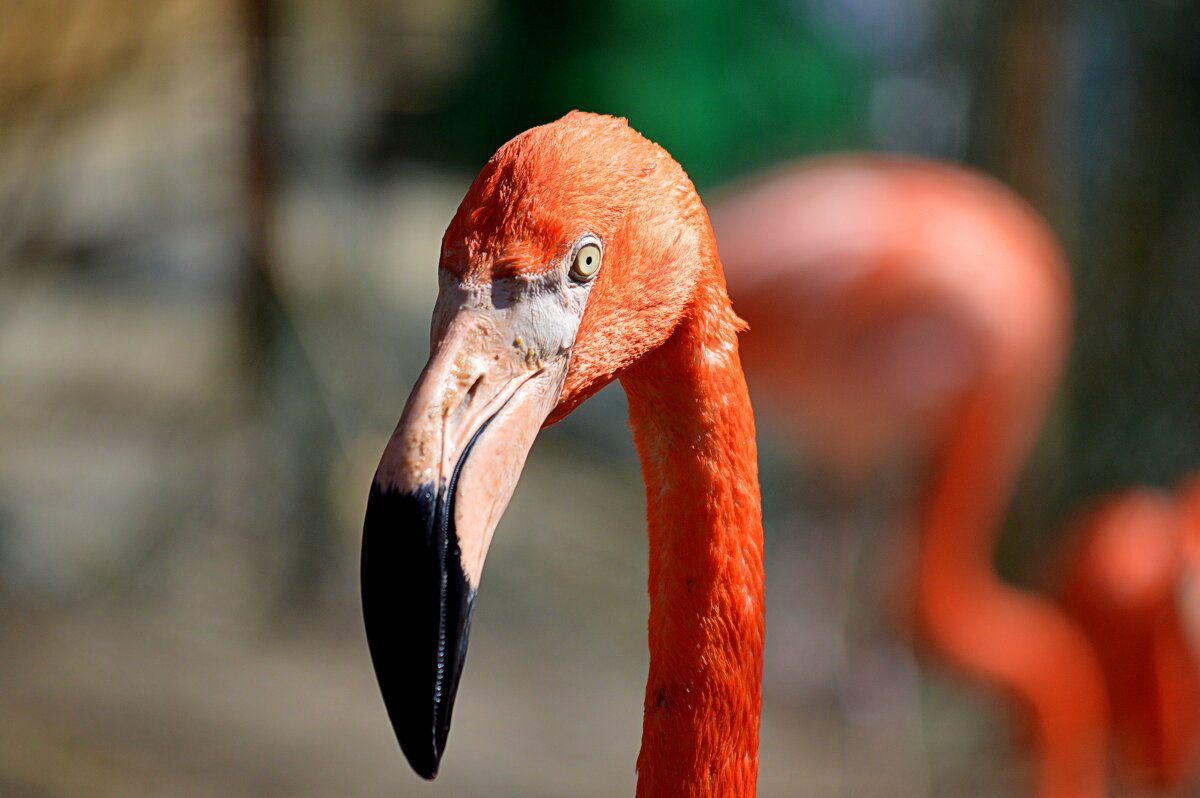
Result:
[569, 238, 603, 283]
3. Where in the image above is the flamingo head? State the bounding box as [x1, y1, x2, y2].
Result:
[361, 111, 716, 778]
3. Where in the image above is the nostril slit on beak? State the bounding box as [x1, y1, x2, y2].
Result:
[464, 376, 484, 407]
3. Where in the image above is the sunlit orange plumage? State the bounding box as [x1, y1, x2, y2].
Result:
[363, 112, 763, 797]
[711, 157, 1109, 798]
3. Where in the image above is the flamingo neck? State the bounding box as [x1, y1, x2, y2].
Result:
[913, 381, 1109, 798]
[620, 293, 764, 798]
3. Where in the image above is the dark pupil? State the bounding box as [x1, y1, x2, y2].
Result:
[585, 256, 593, 265]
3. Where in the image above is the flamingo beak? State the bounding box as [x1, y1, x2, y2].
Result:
[361, 308, 571, 779]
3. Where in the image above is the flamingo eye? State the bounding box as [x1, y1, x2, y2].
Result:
[570, 243, 602, 282]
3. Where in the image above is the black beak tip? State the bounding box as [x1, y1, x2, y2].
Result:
[373, 676, 445, 779]
[362, 482, 475, 782]
[402, 736, 442, 780]
[374, 669, 447, 780]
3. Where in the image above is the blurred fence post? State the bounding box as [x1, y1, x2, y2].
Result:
[993, 0, 1066, 211]
[240, 0, 279, 397]
[238, 0, 340, 614]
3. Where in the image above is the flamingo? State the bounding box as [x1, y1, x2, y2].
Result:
[1058, 477, 1200, 794]
[361, 111, 764, 797]
[708, 157, 1110, 798]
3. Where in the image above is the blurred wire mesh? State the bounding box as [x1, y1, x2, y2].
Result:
[1, 1, 1198, 796]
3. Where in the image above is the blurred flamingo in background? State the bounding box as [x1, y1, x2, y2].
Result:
[710, 157, 1109, 798]
[1058, 476, 1200, 795]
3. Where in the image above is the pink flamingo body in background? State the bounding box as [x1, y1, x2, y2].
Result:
[710, 156, 1109, 798]
[1058, 477, 1200, 794]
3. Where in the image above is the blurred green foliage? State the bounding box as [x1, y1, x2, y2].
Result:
[383, 0, 869, 189]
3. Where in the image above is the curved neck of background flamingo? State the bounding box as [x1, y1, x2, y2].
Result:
[913, 377, 1110, 798]
[620, 293, 764, 798]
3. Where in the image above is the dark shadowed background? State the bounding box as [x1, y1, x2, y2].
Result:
[2, 1, 1199, 796]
